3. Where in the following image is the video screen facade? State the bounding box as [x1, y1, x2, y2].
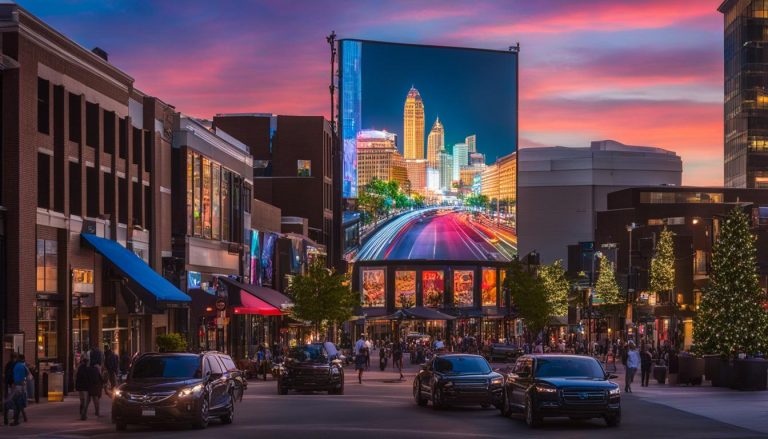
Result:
[339, 39, 518, 204]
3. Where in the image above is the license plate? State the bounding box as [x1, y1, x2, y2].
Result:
[141, 409, 156, 416]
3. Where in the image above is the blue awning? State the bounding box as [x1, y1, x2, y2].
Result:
[81, 234, 190, 303]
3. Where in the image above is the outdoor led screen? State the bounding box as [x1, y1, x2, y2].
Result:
[339, 39, 518, 199]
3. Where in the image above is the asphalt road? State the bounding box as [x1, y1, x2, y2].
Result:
[384, 212, 510, 261]
[9, 361, 762, 439]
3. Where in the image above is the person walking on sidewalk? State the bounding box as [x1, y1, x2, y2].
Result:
[392, 340, 404, 380]
[104, 345, 118, 394]
[75, 357, 90, 420]
[85, 361, 103, 417]
[9, 354, 30, 426]
[355, 346, 368, 384]
[625, 341, 640, 393]
[640, 345, 653, 387]
[3, 352, 18, 425]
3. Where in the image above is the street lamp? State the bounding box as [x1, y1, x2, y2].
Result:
[626, 223, 640, 343]
[589, 250, 603, 355]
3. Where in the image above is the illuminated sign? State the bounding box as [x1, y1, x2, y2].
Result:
[454, 270, 474, 307]
[361, 268, 385, 307]
[394, 270, 416, 308]
[422, 270, 444, 308]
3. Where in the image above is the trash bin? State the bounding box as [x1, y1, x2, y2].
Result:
[47, 372, 64, 402]
[653, 365, 667, 384]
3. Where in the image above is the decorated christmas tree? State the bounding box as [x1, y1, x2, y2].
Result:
[595, 255, 622, 305]
[539, 259, 569, 316]
[650, 226, 675, 300]
[693, 208, 768, 357]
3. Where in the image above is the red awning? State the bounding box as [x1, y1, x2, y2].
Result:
[233, 289, 282, 316]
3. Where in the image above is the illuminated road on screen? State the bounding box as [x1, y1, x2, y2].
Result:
[356, 209, 516, 261]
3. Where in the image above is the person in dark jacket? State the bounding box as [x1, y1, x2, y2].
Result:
[88, 346, 103, 369]
[104, 346, 118, 393]
[640, 345, 653, 387]
[75, 358, 90, 420]
[3, 352, 18, 425]
[85, 362, 103, 417]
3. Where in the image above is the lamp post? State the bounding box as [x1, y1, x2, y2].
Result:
[626, 223, 639, 343]
[589, 250, 603, 355]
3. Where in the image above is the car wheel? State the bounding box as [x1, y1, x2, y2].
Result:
[277, 379, 288, 395]
[431, 386, 444, 410]
[413, 380, 427, 406]
[115, 422, 127, 431]
[524, 395, 541, 428]
[220, 394, 235, 424]
[605, 410, 621, 427]
[192, 396, 209, 429]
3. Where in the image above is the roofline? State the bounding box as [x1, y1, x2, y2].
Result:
[718, 0, 737, 13]
[339, 38, 519, 56]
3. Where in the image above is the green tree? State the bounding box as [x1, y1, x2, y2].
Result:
[156, 333, 187, 353]
[693, 208, 768, 357]
[540, 260, 569, 316]
[464, 193, 489, 210]
[650, 226, 675, 299]
[504, 261, 551, 339]
[594, 255, 622, 305]
[288, 261, 359, 339]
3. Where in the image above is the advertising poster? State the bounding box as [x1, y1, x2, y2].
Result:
[482, 268, 497, 306]
[361, 268, 386, 307]
[261, 232, 277, 287]
[454, 270, 474, 307]
[422, 270, 444, 308]
[250, 229, 260, 285]
[394, 270, 416, 308]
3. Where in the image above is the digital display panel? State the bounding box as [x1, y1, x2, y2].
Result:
[361, 268, 386, 307]
[394, 270, 416, 308]
[454, 270, 474, 308]
[482, 268, 497, 306]
[422, 270, 444, 308]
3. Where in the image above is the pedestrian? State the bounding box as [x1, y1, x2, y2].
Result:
[364, 337, 372, 370]
[89, 345, 103, 369]
[104, 345, 118, 394]
[262, 345, 272, 381]
[355, 345, 368, 384]
[392, 340, 404, 380]
[625, 341, 640, 393]
[85, 360, 103, 417]
[75, 357, 89, 420]
[3, 352, 18, 425]
[9, 354, 30, 426]
[640, 345, 653, 387]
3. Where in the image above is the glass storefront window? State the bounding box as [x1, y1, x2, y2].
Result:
[36, 239, 58, 293]
[481, 268, 497, 306]
[454, 270, 474, 307]
[37, 305, 58, 359]
[222, 169, 231, 241]
[212, 163, 221, 240]
[186, 151, 194, 236]
[394, 270, 416, 308]
[193, 153, 202, 236]
[422, 270, 444, 308]
[202, 157, 212, 239]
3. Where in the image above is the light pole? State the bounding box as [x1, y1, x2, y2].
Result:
[626, 223, 639, 343]
[589, 250, 603, 355]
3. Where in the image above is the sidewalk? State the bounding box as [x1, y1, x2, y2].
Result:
[1, 394, 115, 437]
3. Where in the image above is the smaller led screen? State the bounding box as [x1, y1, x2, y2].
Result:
[454, 270, 474, 308]
[423, 270, 444, 307]
[395, 270, 416, 308]
[361, 268, 386, 307]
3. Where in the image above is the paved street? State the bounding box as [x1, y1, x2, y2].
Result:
[2, 356, 765, 439]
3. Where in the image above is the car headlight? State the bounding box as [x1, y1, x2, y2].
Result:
[177, 383, 204, 398]
[534, 384, 557, 393]
[490, 377, 504, 386]
[112, 388, 123, 398]
[609, 386, 621, 396]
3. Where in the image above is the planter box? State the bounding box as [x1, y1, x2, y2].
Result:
[678, 356, 704, 386]
[653, 365, 667, 384]
[731, 358, 768, 391]
[711, 359, 734, 388]
[703, 354, 722, 381]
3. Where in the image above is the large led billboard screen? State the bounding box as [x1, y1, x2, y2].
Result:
[339, 39, 518, 200]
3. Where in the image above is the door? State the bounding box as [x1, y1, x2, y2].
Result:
[205, 356, 227, 409]
[511, 357, 532, 408]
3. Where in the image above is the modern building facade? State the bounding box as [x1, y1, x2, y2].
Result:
[439, 151, 453, 191]
[480, 152, 516, 211]
[426, 117, 444, 167]
[405, 159, 427, 195]
[465, 134, 477, 153]
[354, 129, 409, 190]
[452, 142, 468, 181]
[719, 0, 768, 188]
[469, 152, 485, 166]
[403, 86, 425, 160]
[518, 140, 683, 264]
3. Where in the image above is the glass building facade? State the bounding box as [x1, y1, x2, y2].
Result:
[721, 0, 768, 187]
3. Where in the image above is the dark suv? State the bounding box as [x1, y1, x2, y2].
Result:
[276, 342, 344, 395]
[112, 352, 236, 431]
[500, 355, 621, 427]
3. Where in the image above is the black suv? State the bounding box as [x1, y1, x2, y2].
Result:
[500, 354, 621, 427]
[413, 354, 504, 409]
[276, 342, 344, 395]
[112, 352, 236, 430]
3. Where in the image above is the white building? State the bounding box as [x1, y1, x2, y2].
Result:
[439, 151, 453, 191]
[518, 140, 683, 263]
[452, 143, 468, 181]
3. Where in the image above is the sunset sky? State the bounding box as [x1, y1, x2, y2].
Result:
[18, 0, 725, 185]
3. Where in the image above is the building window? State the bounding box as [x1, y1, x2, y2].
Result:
[86, 166, 99, 218]
[103, 173, 114, 219]
[103, 110, 115, 155]
[118, 177, 128, 224]
[68, 93, 81, 143]
[132, 127, 141, 165]
[69, 162, 82, 216]
[85, 102, 99, 149]
[144, 131, 152, 172]
[119, 118, 127, 159]
[694, 250, 708, 275]
[221, 169, 231, 241]
[144, 185, 152, 232]
[193, 154, 202, 236]
[297, 160, 311, 177]
[243, 183, 251, 214]
[212, 163, 221, 240]
[36, 239, 58, 292]
[186, 151, 194, 235]
[37, 78, 50, 134]
[37, 153, 50, 209]
[133, 181, 142, 226]
[202, 157, 212, 239]
[36, 305, 58, 359]
[639, 191, 723, 204]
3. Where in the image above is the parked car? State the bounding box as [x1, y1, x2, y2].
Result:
[483, 343, 523, 363]
[276, 342, 344, 395]
[499, 354, 621, 427]
[112, 352, 236, 431]
[207, 352, 247, 402]
[413, 354, 504, 409]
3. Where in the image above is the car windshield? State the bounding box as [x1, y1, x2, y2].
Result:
[535, 357, 605, 379]
[288, 344, 327, 363]
[131, 355, 201, 379]
[434, 356, 491, 375]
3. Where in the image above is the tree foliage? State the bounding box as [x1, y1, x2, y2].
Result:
[693, 208, 768, 357]
[288, 261, 358, 335]
[595, 255, 622, 304]
[504, 261, 551, 338]
[357, 178, 424, 224]
[539, 260, 569, 316]
[156, 333, 188, 353]
[464, 193, 489, 209]
[650, 226, 675, 295]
